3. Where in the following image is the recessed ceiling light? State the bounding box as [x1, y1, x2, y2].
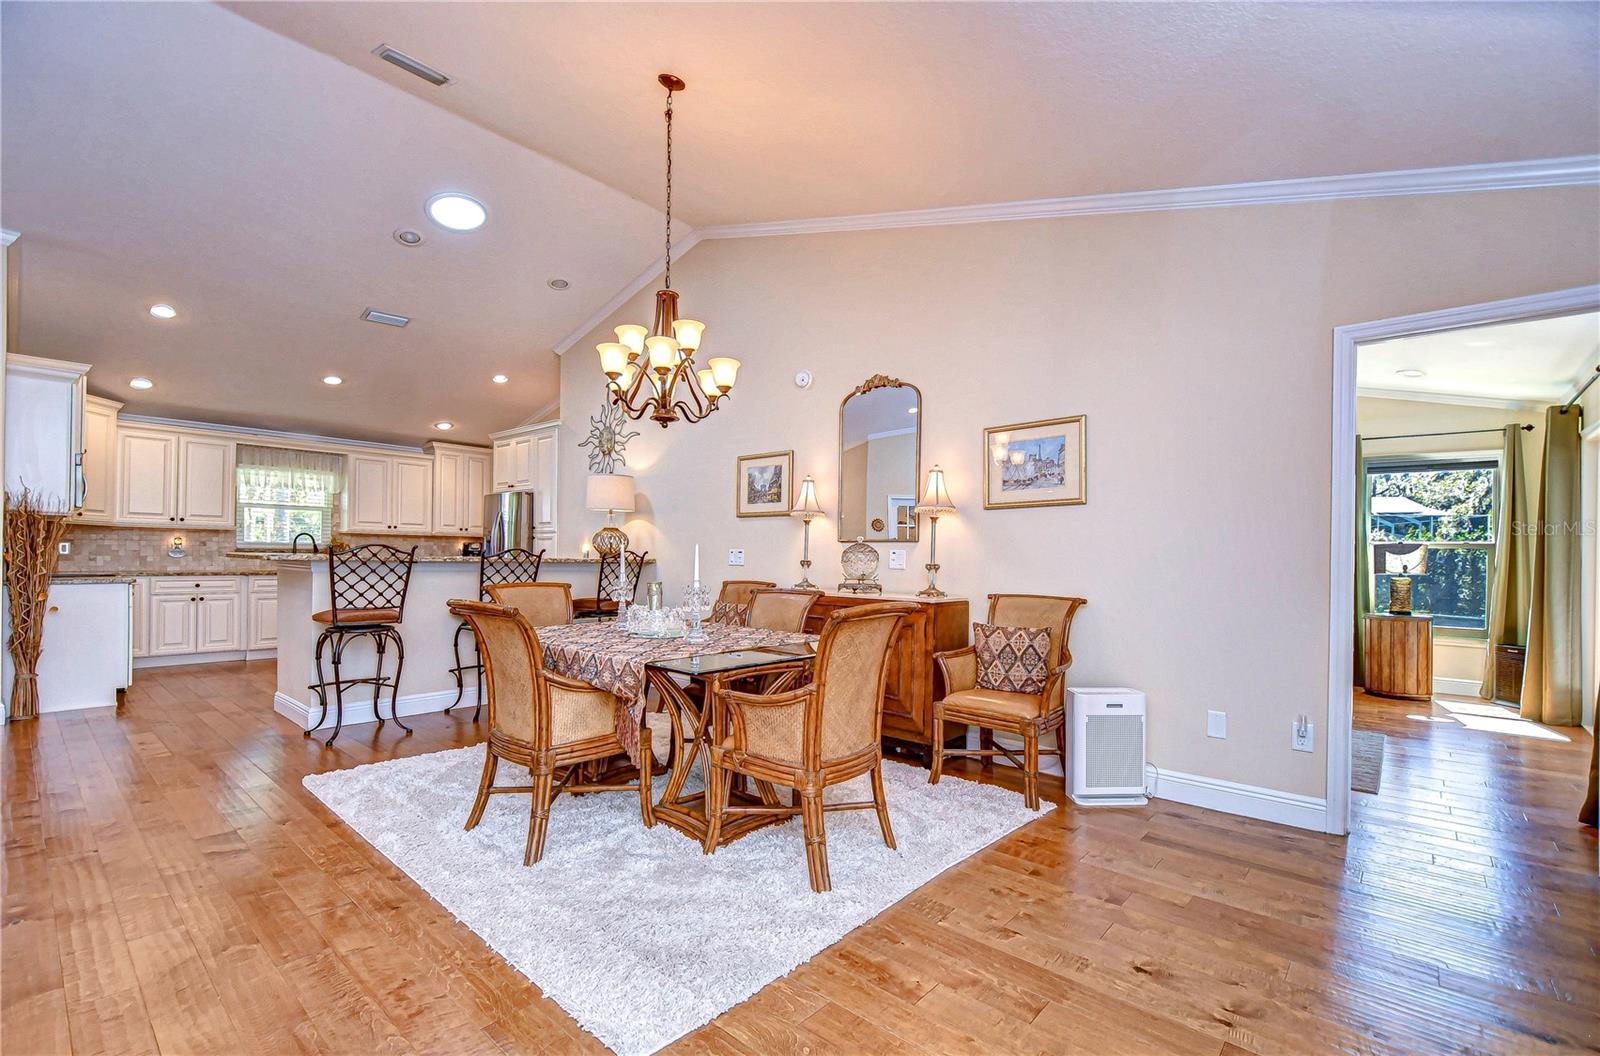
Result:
[908, 407, 919, 414]
[1396, 369, 1427, 378]
[362, 307, 411, 327]
[433, 421, 455, 431]
[323, 375, 343, 386]
[129, 376, 154, 390]
[148, 303, 176, 319]
[426, 193, 486, 231]
[547, 278, 570, 290]
[393, 229, 423, 247]
[491, 374, 509, 384]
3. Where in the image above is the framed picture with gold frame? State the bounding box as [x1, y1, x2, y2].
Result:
[735, 450, 794, 517]
[983, 416, 1086, 509]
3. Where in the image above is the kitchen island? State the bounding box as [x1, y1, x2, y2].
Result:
[268, 554, 657, 732]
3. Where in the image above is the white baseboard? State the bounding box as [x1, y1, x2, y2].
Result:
[135, 649, 275, 670]
[962, 726, 1064, 776]
[1143, 763, 1328, 832]
[274, 687, 466, 731]
[1432, 676, 1484, 698]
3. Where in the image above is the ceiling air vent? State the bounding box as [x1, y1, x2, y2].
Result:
[362, 308, 411, 328]
[372, 44, 451, 87]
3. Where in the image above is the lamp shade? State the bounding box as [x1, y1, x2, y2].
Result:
[1382, 544, 1428, 575]
[585, 473, 636, 514]
[912, 465, 956, 515]
[791, 475, 824, 518]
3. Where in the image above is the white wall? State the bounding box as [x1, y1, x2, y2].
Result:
[557, 185, 1600, 800]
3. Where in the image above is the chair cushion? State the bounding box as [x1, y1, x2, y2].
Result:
[312, 607, 400, 625]
[973, 622, 1052, 694]
[940, 687, 1044, 721]
[709, 600, 749, 626]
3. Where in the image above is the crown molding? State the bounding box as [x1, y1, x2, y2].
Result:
[1356, 386, 1552, 412]
[0, 228, 19, 246]
[554, 157, 1599, 355]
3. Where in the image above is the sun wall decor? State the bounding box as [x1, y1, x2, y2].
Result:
[579, 400, 641, 473]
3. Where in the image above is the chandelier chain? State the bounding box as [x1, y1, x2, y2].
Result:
[664, 86, 673, 289]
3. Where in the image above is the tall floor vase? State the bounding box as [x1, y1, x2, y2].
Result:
[3, 489, 70, 720]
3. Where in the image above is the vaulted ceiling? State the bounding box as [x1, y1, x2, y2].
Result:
[4, 2, 1596, 444]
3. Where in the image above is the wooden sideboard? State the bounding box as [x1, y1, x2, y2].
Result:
[1364, 613, 1433, 701]
[803, 593, 969, 763]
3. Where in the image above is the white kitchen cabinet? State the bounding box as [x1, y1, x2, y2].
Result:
[4, 354, 88, 508]
[148, 592, 198, 655]
[74, 395, 121, 524]
[37, 581, 131, 713]
[247, 578, 277, 651]
[115, 426, 236, 527]
[533, 430, 558, 540]
[344, 453, 432, 533]
[492, 441, 513, 491]
[131, 576, 149, 658]
[511, 436, 534, 488]
[176, 435, 236, 527]
[196, 593, 242, 651]
[429, 442, 490, 536]
[146, 577, 242, 656]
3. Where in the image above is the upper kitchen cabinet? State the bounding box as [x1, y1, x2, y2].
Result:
[344, 452, 433, 533]
[428, 442, 490, 536]
[4, 353, 88, 508]
[115, 425, 236, 527]
[75, 394, 122, 523]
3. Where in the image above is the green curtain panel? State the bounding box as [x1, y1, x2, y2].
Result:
[1480, 425, 1531, 699]
[1521, 406, 1583, 726]
[1582, 705, 1597, 827]
[1354, 437, 1371, 687]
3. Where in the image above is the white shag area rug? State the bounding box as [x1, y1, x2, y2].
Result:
[303, 747, 1052, 1055]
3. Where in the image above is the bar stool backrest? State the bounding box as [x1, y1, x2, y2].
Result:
[327, 544, 417, 626]
[480, 547, 545, 600]
[595, 549, 648, 605]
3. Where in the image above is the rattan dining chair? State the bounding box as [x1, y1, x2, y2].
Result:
[449, 599, 653, 865]
[486, 582, 573, 628]
[706, 601, 914, 892]
[710, 579, 775, 626]
[929, 593, 1087, 810]
[746, 588, 824, 633]
[447, 547, 545, 716]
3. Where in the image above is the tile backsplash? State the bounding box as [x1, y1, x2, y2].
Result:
[58, 525, 474, 575]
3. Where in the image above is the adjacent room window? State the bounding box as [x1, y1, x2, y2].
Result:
[235, 445, 344, 548]
[1367, 457, 1496, 633]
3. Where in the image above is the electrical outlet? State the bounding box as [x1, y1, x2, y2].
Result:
[57, 541, 71, 556]
[887, 548, 907, 571]
[727, 548, 745, 567]
[1206, 710, 1227, 738]
[1292, 717, 1315, 753]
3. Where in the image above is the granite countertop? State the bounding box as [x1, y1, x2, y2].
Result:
[54, 568, 277, 578]
[51, 574, 137, 585]
[241, 552, 653, 565]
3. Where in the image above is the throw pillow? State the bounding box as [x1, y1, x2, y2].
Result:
[972, 622, 1053, 694]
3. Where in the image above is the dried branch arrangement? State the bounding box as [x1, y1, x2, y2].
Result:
[4, 489, 70, 720]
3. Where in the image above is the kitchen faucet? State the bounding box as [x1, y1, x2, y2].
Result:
[291, 532, 320, 555]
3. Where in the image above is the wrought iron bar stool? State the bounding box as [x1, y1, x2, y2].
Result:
[572, 549, 647, 620]
[305, 544, 417, 747]
[447, 547, 545, 719]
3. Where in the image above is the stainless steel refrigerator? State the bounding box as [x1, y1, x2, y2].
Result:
[484, 492, 540, 554]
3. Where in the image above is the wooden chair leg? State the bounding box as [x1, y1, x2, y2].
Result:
[979, 728, 995, 771]
[465, 747, 497, 830]
[800, 785, 830, 892]
[1055, 722, 1068, 784]
[871, 764, 896, 850]
[638, 744, 655, 828]
[702, 759, 728, 854]
[524, 762, 555, 865]
[1023, 731, 1040, 811]
[928, 711, 945, 785]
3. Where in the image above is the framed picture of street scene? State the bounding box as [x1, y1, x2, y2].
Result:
[735, 450, 794, 517]
[983, 415, 1086, 509]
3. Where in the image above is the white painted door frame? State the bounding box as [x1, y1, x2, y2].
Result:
[1325, 284, 1600, 835]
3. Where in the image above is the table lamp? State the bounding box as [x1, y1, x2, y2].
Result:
[585, 473, 636, 557]
[912, 465, 957, 598]
[1384, 545, 1428, 615]
[790, 474, 824, 588]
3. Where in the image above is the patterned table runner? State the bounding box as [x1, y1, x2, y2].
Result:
[535, 622, 816, 763]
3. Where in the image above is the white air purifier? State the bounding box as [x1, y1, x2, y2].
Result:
[1068, 687, 1148, 806]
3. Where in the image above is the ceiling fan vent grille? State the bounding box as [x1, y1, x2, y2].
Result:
[362, 308, 411, 328]
[372, 44, 451, 87]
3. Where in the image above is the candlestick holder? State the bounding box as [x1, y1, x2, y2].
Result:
[682, 578, 713, 644]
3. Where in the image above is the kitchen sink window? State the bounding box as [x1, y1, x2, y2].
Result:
[235, 445, 344, 549]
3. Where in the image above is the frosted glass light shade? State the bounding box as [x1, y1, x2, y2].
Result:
[672, 319, 705, 352]
[697, 368, 718, 396]
[597, 342, 628, 376]
[615, 324, 648, 357]
[708, 357, 740, 389]
[646, 336, 679, 372]
[791, 474, 824, 517]
[585, 473, 636, 514]
[913, 465, 956, 515]
[615, 362, 639, 390]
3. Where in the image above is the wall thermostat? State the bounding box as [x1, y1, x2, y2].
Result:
[794, 369, 813, 389]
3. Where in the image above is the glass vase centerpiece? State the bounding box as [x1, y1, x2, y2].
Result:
[682, 580, 713, 644]
[622, 603, 686, 639]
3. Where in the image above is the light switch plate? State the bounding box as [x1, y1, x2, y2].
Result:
[1206, 710, 1227, 738]
[57, 541, 71, 555]
[887, 548, 907, 570]
[727, 548, 745, 566]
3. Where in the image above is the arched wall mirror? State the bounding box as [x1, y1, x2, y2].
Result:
[838, 375, 921, 542]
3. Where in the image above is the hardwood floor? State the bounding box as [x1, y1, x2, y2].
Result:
[3, 666, 1596, 1055]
